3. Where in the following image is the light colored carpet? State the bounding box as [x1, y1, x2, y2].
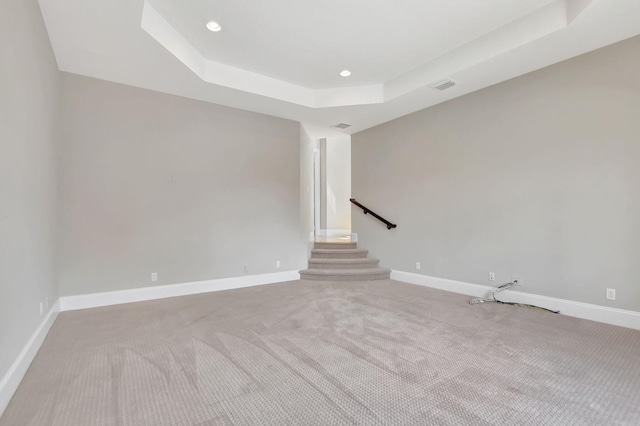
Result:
[2, 279, 639, 425]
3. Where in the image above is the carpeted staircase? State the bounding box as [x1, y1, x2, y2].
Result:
[299, 241, 391, 281]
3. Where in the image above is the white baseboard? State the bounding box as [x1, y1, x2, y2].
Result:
[1, 270, 300, 416]
[0, 300, 60, 417]
[391, 270, 640, 330]
[60, 270, 300, 311]
[5, 268, 636, 418]
[391, 270, 490, 298]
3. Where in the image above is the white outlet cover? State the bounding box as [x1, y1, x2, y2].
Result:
[606, 288, 616, 300]
[415, 262, 421, 270]
[276, 261, 281, 268]
[151, 273, 158, 282]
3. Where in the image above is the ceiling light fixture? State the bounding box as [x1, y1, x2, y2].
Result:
[206, 21, 222, 32]
[340, 70, 351, 77]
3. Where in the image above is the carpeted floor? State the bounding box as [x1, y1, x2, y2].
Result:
[2, 279, 640, 425]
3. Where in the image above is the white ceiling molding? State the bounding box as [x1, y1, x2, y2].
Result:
[385, 0, 571, 101]
[141, 0, 589, 109]
[141, 1, 384, 108]
[141, 2, 313, 107]
[567, 0, 594, 23]
[38, 0, 640, 137]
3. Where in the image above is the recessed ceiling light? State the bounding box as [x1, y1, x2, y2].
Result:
[206, 21, 222, 32]
[340, 70, 351, 77]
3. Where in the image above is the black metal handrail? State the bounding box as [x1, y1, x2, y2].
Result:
[350, 198, 397, 230]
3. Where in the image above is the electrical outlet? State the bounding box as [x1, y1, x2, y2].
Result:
[512, 275, 523, 286]
[151, 272, 158, 282]
[276, 260, 281, 268]
[489, 272, 495, 281]
[606, 288, 616, 300]
[415, 262, 421, 270]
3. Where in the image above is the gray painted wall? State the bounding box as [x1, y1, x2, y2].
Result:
[0, 0, 61, 381]
[58, 74, 307, 296]
[352, 35, 640, 312]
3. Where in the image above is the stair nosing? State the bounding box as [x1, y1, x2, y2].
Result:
[299, 268, 391, 275]
[309, 258, 379, 263]
[311, 248, 368, 253]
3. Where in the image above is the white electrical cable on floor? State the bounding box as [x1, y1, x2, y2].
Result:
[470, 281, 516, 305]
[470, 280, 560, 313]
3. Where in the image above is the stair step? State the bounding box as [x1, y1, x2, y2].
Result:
[299, 268, 391, 281]
[313, 241, 357, 250]
[311, 248, 368, 259]
[309, 258, 379, 269]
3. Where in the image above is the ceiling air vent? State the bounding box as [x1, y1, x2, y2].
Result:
[430, 79, 456, 91]
[332, 123, 352, 130]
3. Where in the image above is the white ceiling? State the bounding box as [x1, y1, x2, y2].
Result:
[39, 0, 640, 138]
[146, 0, 555, 89]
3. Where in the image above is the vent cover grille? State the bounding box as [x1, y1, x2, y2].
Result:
[332, 123, 352, 129]
[430, 79, 456, 91]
